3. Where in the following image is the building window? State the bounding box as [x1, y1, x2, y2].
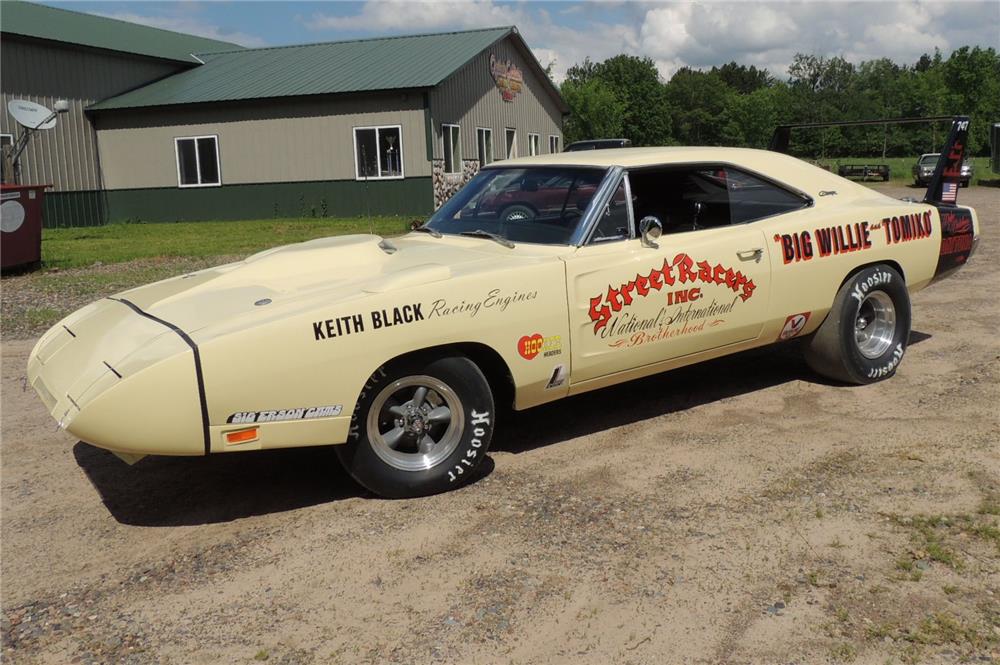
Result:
[549, 135, 560, 153]
[476, 128, 493, 166]
[528, 133, 540, 156]
[505, 128, 517, 159]
[354, 125, 403, 180]
[442, 124, 460, 174]
[175, 135, 220, 187]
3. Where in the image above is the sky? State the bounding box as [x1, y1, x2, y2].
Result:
[41, 0, 1000, 82]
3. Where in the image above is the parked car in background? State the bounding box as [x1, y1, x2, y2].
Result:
[913, 152, 973, 186]
[564, 138, 632, 152]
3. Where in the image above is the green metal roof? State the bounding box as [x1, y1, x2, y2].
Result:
[1, 1, 243, 64]
[89, 27, 524, 110]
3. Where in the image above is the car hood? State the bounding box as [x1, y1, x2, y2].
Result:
[115, 233, 566, 337]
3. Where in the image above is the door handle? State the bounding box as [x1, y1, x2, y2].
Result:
[737, 248, 763, 262]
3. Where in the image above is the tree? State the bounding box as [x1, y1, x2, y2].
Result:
[711, 62, 774, 94]
[560, 78, 626, 145]
[664, 68, 734, 145]
[561, 55, 671, 146]
[942, 46, 1000, 154]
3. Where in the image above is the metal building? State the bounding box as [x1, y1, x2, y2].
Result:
[0, 0, 241, 226]
[1, 2, 566, 226]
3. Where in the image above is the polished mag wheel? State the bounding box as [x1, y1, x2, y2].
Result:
[367, 376, 463, 471]
[853, 291, 896, 359]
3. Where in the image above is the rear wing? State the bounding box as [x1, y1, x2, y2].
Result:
[923, 117, 969, 206]
[768, 115, 968, 204]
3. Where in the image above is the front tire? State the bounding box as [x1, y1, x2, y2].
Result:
[804, 265, 911, 385]
[336, 355, 495, 498]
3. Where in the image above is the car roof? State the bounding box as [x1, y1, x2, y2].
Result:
[491, 146, 890, 204]
[500, 146, 807, 169]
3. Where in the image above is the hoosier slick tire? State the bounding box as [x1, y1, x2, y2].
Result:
[804, 265, 911, 385]
[336, 355, 495, 499]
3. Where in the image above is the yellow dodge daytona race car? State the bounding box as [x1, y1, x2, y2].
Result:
[28, 118, 979, 498]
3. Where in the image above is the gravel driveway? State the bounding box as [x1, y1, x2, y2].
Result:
[2, 186, 998, 664]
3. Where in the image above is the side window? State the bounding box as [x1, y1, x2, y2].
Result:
[476, 128, 493, 166]
[354, 126, 403, 179]
[628, 165, 809, 234]
[175, 135, 220, 187]
[723, 168, 810, 223]
[442, 124, 460, 174]
[504, 128, 517, 159]
[589, 179, 630, 243]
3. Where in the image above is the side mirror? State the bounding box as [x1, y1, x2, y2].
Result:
[639, 216, 662, 249]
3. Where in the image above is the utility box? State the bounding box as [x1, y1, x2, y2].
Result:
[1, 184, 49, 273]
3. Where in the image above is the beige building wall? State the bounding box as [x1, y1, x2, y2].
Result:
[94, 93, 430, 190]
[0, 35, 185, 191]
[429, 35, 564, 163]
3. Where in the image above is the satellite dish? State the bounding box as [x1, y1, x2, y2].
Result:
[7, 100, 59, 130]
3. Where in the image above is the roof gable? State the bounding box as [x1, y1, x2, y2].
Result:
[89, 27, 526, 111]
[1, 1, 243, 64]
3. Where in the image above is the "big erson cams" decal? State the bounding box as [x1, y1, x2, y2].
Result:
[228, 405, 343, 424]
[588, 253, 756, 334]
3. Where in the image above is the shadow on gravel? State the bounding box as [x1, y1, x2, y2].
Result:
[74, 443, 364, 527]
[75, 332, 932, 523]
[495, 331, 933, 454]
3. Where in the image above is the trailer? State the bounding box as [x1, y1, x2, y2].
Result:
[837, 163, 890, 181]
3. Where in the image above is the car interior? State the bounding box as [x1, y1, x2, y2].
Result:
[627, 166, 810, 236]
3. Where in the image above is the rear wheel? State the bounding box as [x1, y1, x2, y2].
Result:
[804, 265, 911, 385]
[336, 355, 495, 498]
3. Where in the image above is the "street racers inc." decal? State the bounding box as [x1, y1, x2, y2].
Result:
[227, 405, 343, 424]
[588, 253, 756, 334]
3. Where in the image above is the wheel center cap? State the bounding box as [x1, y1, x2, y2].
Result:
[402, 405, 426, 436]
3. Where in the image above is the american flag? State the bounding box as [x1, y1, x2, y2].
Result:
[942, 182, 958, 203]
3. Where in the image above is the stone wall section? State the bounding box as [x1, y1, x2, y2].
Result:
[432, 159, 479, 209]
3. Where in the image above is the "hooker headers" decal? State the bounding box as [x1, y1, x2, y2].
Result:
[227, 405, 343, 424]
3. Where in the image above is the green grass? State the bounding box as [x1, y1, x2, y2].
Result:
[813, 155, 993, 186]
[40, 216, 415, 269]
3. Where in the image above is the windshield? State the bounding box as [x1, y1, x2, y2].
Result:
[424, 167, 609, 245]
[919, 154, 940, 165]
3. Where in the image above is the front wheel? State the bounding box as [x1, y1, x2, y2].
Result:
[336, 355, 495, 498]
[804, 265, 911, 385]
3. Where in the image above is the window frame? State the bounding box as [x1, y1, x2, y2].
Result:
[625, 161, 813, 232]
[174, 134, 221, 188]
[352, 124, 405, 181]
[528, 133, 540, 156]
[586, 174, 635, 245]
[476, 127, 494, 166]
[442, 123, 461, 175]
[549, 135, 560, 154]
[504, 128, 517, 159]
